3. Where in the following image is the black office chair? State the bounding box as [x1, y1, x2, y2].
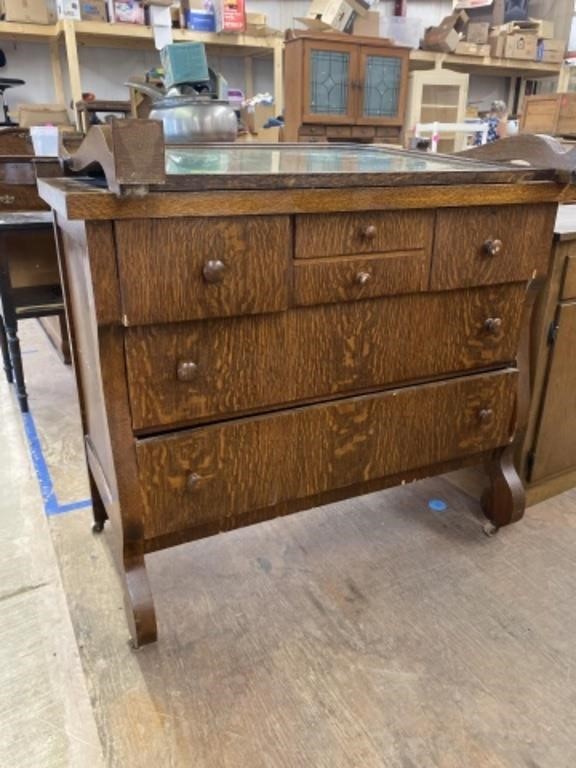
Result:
[0, 78, 25, 126]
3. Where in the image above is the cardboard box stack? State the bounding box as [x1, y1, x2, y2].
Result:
[182, 0, 245, 33]
[422, 2, 566, 63]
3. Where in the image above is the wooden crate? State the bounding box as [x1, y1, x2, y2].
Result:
[520, 94, 576, 137]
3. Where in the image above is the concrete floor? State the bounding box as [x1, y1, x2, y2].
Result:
[2, 319, 576, 768]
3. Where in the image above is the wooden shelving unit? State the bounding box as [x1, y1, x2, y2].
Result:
[410, 49, 563, 79]
[0, 19, 284, 128]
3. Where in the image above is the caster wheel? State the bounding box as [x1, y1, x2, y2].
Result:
[483, 521, 499, 537]
[92, 520, 105, 534]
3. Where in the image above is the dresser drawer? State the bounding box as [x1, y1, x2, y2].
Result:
[126, 284, 525, 431]
[136, 370, 517, 539]
[293, 250, 429, 306]
[0, 183, 47, 212]
[114, 216, 290, 325]
[295, 210, 434, 258]
[431, 204, 556, 290]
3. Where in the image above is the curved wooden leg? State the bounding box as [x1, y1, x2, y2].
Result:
[482, 445, 526, 529]
[124, 552, 158, 648]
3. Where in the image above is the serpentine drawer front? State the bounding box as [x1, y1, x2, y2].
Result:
[136, 370, 518, 540]
[114, 216, 291, 325]
[125, 284, 525, 432]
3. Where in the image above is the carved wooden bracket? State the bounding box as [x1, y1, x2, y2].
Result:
[64, 118, 166, 196]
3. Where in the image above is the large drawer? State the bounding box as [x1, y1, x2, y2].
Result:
[114, 216, 290, 325]
[431, 204, 556, 290]
[125, 283, 526, 431]
[295, 210, 434, 258]
[136, 370, 517, 539]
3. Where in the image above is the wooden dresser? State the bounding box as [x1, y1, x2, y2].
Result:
[520, 205, 576, 503]
[40, 124, 560, 646]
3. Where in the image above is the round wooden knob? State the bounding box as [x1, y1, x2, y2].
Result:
[202, 259, 226, 283]
[186, 472, 201, 491]
[355, 271, 372, 286]
[478, 408, 494, 425]
[483, 317, 503, 334]
[483, 239, 503, 257]
[177, 360, 198, 381]
[361, 224, 377, 240]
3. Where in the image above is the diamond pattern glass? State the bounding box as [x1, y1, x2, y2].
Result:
[363, 56, 401, 118]
[310, 49, 350, 115]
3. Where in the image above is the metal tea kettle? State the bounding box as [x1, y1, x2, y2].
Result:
[126, 80, 238, 144]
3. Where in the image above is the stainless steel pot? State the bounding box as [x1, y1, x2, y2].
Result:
[126, 82, 237, 144]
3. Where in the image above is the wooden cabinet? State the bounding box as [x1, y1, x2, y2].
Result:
[41, 133, 559, 647]
[520, 94, 576, 137]
[521, 205, 576, 502]
[405, 68, 469, 153]
[283, 32, 409, 144]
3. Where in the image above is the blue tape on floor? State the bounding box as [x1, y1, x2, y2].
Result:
[21, 410, 91, 518]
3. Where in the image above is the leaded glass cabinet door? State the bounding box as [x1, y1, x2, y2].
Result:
[303, 40, 356, 124]
[357, 48, 407, 126]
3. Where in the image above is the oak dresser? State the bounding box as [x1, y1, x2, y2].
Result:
[39, 123, 561, 646]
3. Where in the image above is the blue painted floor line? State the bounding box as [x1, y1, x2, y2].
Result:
[21, 410, 92, 518]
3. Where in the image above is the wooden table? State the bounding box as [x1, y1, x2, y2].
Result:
[0, 212, 65, 411]
[39, 121, 562, 646]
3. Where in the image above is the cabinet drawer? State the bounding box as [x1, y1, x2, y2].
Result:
[0, 183, 47, 212]
[126, 284, 525, 431]
[561, 255, 576, 301]
[295, 210, 434, 258]
[115, 216, 290, 325]
[137, 370, 517, 539]
[431, 204, 556, 290]
[293, 250, 429, 306]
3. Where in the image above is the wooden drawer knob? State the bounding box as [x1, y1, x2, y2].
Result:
[483, 239, 503, 257]
[202, 259, 226, 283]
[478, 408, 494, 425]
[483, 317, 503, 334]
[186, 472, 201, 491]
[177, 360, 198, 381]
[361, 224, 377, 240]
[355, 271, 372, 286]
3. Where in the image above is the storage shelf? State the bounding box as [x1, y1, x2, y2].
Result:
[410, 49, 563, 78]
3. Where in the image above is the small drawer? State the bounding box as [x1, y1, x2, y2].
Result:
[299, 125, 326, 136]
[295, 210, 434, 258]
[352, 126, 376, 139]
[431, 204, 556, 290]
[293, 251, 429, 306]
[115, 216, 290, 325]
[0, 183, 47, 212]
[136, 370, 517, 539]
[326, 126, 352, 139]
[561, 255, 576, 300]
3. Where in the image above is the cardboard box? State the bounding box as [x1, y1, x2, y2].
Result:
[504, 32, 537, 59]
[182, 0, 215, 31]
[215, 0, 245, 33]
[298, 0, 369, 34]
[57, 0, 80, 19]
[489, 31, 506, 57]
[0, 0, 57, 23]
[422, 11, 468, 54]
[454, 1, 527, 27]
[455, 40, 490, 56]
[353, 9, 379, 37]
[17, 103, 72, 127]
[112, 0, 144, 23]
[466, 21, 489, 44]
[536, 38, 566, 63]
[80, 0, 106, 20]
